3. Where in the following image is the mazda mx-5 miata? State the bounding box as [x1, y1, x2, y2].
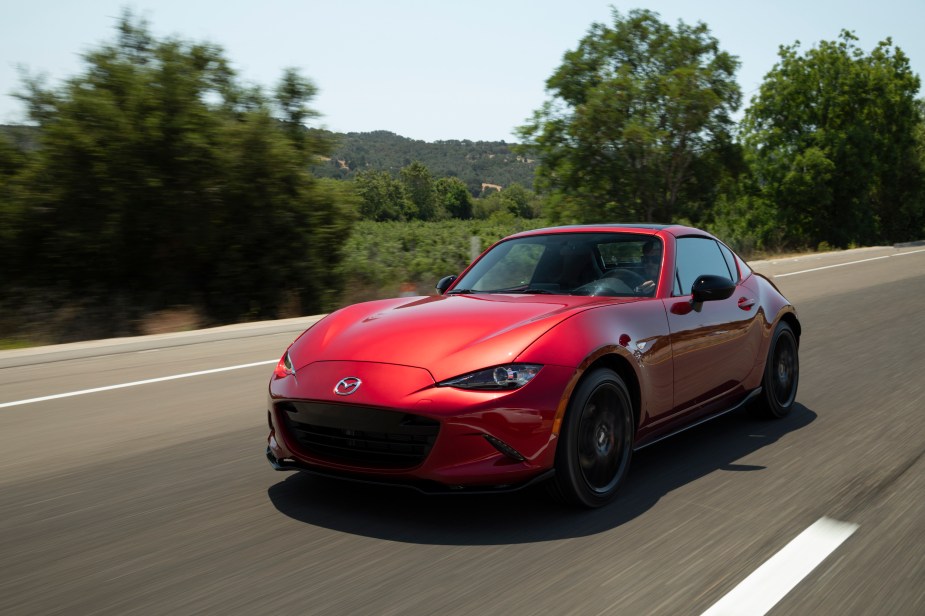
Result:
[266, 224, 800, 507]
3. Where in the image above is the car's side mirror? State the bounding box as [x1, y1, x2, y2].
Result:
[690, 275, 735, 303]
[436, 275, 457, 295]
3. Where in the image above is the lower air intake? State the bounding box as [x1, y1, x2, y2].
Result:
[277, 401, 439, 469]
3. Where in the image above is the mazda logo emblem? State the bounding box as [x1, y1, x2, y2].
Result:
[334, 377, 362, 396]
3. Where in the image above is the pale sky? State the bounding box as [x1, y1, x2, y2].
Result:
[2, 1, 923, 142]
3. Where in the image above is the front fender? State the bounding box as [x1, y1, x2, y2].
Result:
[516, 300, 673, 433]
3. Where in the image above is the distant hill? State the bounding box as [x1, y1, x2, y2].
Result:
[310, 130, 537, 196]
[2, 125, 538, 195]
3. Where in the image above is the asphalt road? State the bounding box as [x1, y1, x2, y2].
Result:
[1, 245, 923, 615]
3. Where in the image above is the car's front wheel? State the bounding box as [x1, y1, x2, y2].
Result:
[757, 320, 799, 418]
[549, 368, 634, 508]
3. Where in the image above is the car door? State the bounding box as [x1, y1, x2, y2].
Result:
[665, 236, 763, 417]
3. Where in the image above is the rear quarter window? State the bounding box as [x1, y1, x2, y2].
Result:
[718, 242, 740, 282]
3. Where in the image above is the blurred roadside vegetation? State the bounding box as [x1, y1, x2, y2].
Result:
[339, 219, 545, 305]
[0, 14, 353, 344]
[2, 9, 925, 346]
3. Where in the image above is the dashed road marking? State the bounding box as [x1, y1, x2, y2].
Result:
[775, 248, 925, 277]
[701, 517, 858, 616]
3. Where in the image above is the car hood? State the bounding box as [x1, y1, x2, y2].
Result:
[289, 294, 636, 382]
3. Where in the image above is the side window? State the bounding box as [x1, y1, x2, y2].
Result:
[718, 242, 739, 282]
[674, 237, 733, 296]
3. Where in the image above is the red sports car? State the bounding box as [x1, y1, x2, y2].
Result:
[266, 224, 800, 507]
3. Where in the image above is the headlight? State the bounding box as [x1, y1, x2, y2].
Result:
[273, 350, 294, 378]
[437, 364, 542, 390]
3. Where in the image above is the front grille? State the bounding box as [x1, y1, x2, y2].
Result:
[277, 401, 439, 469]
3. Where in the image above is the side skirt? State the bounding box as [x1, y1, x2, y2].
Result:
[633, 387, 763, 451]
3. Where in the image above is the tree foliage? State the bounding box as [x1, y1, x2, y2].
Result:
[0, 134, 28, 273]
[4, 11, 352, 326]
[355, 170, 408, 221]
[740, 32, 923, 247]
[353, 162, 476, 222]
[400, 161, 438, 220]
[517, 8, 741, 224]
[434, 176, 473, 219]
[473, 183, 542, 221]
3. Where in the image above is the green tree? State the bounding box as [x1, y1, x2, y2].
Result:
[434, 176, 473, 219]
[497, 183, 539, 218]
[740, 32, 923, 247]
[0, 135, 28, 277]
[473, 183, 541, 220]
[517, 8, 741, 223]
[10, 11, 352, 322]
[400, 160, 439, 220]
[274, 67, 334, 158]
[355, 170, 408, 221]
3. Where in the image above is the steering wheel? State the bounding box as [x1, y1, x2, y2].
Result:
[603, 269, 646, 288]
[573, 277, 634, 296]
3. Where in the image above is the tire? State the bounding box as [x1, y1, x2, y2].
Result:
[548, 368, 634, 508]
[757, 321, 799, 418]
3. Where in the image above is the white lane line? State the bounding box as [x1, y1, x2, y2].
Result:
[775, 256, 889, 277]
[893, 248, 925, 257]
[776, 248, 925, 277]
[0, 360, 276, 409]
[701, 517, 858, 616]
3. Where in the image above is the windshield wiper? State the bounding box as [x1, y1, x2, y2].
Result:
[450, 287, 557, 295]
[509, 288, 556, 295]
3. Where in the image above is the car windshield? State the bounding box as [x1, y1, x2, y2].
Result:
[450, 232, 662, 297]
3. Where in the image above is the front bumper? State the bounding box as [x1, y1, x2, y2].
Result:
[266, 360, 576, 490]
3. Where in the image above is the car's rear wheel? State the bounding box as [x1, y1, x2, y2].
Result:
[757, 321, 799, 418]
[549, 368, 633, 508]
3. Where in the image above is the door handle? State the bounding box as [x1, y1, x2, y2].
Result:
[738, 297, 756, 310]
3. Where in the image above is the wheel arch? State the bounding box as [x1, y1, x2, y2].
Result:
[778, 310, 802, 345]
[553, 348, 642, 437]
[587, 354, 641, 433]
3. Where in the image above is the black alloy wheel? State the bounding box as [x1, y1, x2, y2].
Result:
[550, 368, 634, 508]
[758, 321, 799, 418]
